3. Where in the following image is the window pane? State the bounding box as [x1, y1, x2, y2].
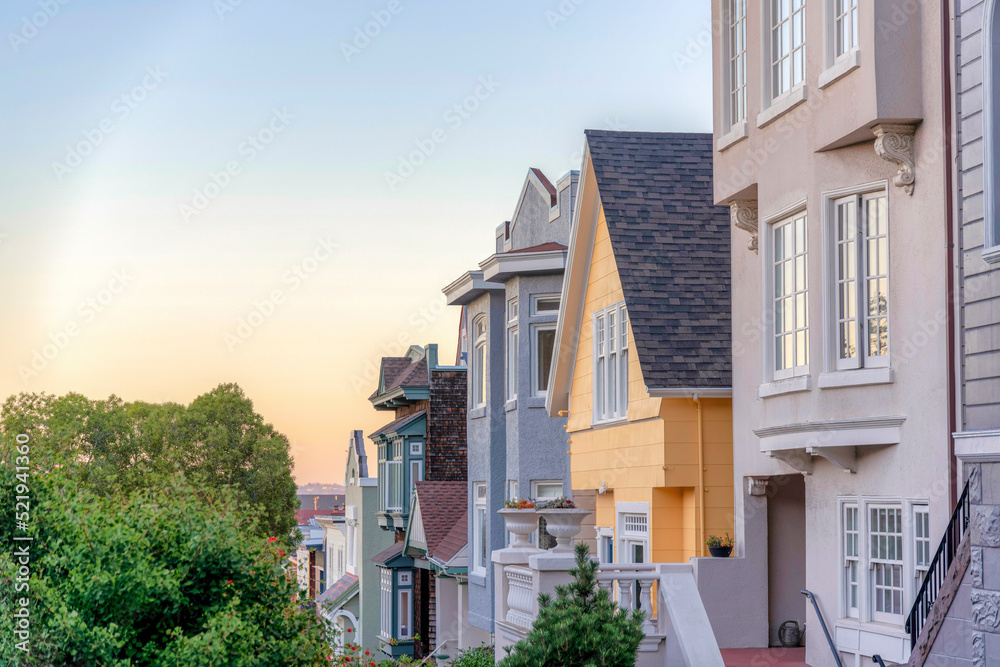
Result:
[536, 328, 555, 393]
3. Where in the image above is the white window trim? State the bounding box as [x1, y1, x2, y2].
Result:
[507, 324, 519, 401]
[723, 0, 748, 134]
[763, 205, 810, 381]
[531, 323, 557, 398]
[595, 526, 615, 563]
[409, 441, 423, 456]
[397, 587, 413, 639]
[409, 460, 423, 498]
[386, 459, 403, 512]
[867, 502, 906, 624]
[473, 482, 487, 575]
[761, 0, 807, 110]
[472, 314, 487, 408]
[380, 568, 392, 638]
[839, 498, 860, 619]
[531, 293, 561, 316]
[983, 0, 1000, 263]
[824, 0, 860, 69]
[910, 500, 931, 580]
[592, 301, 630, 424]
[822, 183, 890, 374]
[532, 480, 564, 549]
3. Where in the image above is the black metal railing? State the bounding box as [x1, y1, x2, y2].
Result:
[904, 473, 973, 647]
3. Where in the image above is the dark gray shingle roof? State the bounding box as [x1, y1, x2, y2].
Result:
[585, 130, 731, 389]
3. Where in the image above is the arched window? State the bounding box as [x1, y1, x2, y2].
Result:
[472, 315, 487, 407]
[985, 0, 1000, 262]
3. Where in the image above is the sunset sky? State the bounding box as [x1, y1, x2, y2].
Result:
[0, 0, 713, 484]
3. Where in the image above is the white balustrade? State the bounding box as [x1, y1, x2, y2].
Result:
[596, 564, 660, 635]
[504, 564, 536, 629]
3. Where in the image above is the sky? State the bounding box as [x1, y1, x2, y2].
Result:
[0, 0, 714, 485]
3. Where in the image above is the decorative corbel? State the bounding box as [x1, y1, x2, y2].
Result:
[730, 199, 759, 254]
[873, 123, 917, 196]
[747, 476, 770, 496]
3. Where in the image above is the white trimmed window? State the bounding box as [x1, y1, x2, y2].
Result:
[768, 0, 806, 100]
[593, 302, 629, 422]
[377, 445, 387, 511]
[346, 520, 357, 573]
[531, 294, 560, 315]
[870, 505, 905, 623]
[409, 460, 423, 498]
[772, 213, 809, 379]
[507, 299, 519, 401]
[532, 324, 556, 397]
[397, 587, 413, 639]
[726, 0, 747, 129]
[473, 482, 487, 574]
[379, 568, 392, 638]
[472, 315, 487, 407]
[386, 454, 403, 512]
[843, 503, 860, 618]
[914, 504, 931, 576]
[532, 480, 563, 550]
[833, 192, 889, 369]
[834, 0, 859, 60]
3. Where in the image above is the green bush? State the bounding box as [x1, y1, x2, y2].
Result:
[499, 543, 645, 667]
[452, 644, 494, 667]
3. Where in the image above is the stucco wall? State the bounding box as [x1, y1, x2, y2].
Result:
[955, 0, 1000, 430]
[767, 474, 806, 648]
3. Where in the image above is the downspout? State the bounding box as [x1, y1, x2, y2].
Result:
[694, 394, 706, 557]
[942, 0, 958, 507]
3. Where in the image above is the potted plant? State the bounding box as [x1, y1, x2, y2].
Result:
[705, 533, 734, 558]
[499, 499, 538, 549]
[535, 497, 591, 554]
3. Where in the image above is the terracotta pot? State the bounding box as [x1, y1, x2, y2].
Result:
[708, 546, 733, 558]
[498, 508, 539, 550]
[536, 508, 591, 553]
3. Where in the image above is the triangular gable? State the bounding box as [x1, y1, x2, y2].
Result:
[404, 492, 427, 555]
[505, 168, 557, 249]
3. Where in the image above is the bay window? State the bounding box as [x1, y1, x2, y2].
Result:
[772, 213, 809, 379]
[769, 0, 806, 99]
[379, 568, 392, 638]
[593, 302, 629, 422]
[473, 482, 487, 574]
[398, 586, 412, 639]
[726, 0, 747, 130]
[532, 324, 556, 397]
[507, 299, 519, 400]
[834, 0, 859, 60]
[832, 192, 889, 369]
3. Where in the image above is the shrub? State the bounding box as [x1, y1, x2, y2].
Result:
[452, 644, 494, 667]
[705, 533, 734, 548]
[499, 543, 645, 667]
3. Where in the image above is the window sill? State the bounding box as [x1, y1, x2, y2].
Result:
[469, 406, 487, 420]
[505, 399, 517, 412]
[983, 244, 1000, 265]
[818, 50, 861, 89]
[590, 416, 628, 429]
[756, 86, 808, 129]
[757, 374, 811, 398]
[717, 120, 748, 152]
[469, 572, 486, 587]
[818, 367, 893, 389]
[834, 617, 908, 638]
[525, 396, 547, 409]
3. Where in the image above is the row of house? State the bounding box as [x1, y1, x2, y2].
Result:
[310, 1, 1000, 665]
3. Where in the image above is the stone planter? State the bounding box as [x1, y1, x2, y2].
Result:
[536, 508, 591, 554]
[498, 508, 539, 550]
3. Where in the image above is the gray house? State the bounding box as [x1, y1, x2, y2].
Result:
[443, 168, 577, 632]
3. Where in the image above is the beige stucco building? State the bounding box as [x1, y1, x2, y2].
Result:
[709, 1, 953, 665]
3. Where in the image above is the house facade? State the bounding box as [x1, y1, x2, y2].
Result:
[368, 343, 467, 659]
[443, 168, 577, 632]
[546, 131, 735, 571]
[709, 1, 951, 664]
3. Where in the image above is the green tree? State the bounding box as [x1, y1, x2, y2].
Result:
[0, 384, 298, 539]
[0, 462, 329, 666]
[499, 543, 645, 667]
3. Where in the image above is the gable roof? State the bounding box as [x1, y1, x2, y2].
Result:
[371, 541, 412, 567]
[547, 131, 732, 414]
[316, 573, 358, 612]
[369, 410, 426, 440]
[405, 481, 467, 563]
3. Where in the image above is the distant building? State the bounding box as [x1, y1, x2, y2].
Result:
[298, 493, 345, 512]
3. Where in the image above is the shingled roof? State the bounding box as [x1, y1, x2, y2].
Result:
[584, 130, 732, 389]
[412, 481, 467, 562]
[368, 355, 428, 401]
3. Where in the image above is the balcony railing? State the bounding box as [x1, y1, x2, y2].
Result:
[596, 563, 661, 636]
[904, 472, 973, 647]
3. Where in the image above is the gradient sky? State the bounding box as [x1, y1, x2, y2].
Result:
[0, 0, 714, 484]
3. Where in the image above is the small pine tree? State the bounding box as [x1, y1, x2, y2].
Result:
[499, 542, 646, 667]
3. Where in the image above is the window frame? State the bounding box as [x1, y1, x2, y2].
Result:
[831, 0, 859, 63]
[868, 503, 906, 624]
[767, 210, 810, 381]
[473, 482, 487, 575]
[531, 480, 563, 549]
[913, 503, 931, 578]
[397, 586, 413, 639]
[531, 323, 557, 398]
[531, 293, 561, 316]
[379, 568, 392, 638]
[724, 0, 748, 131]
[409, 460, 423, 498]
[507, 298, 519, 400]
[592, 301, 630, 424]
[472, 314, 487, 407]
[824, 184, 890, 372]
[764, 0, 807, 104]
[841, 501, 860, 619]
[983, 0, 1000, 263]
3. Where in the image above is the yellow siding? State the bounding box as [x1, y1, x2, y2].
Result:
[567, 205, 735, 564]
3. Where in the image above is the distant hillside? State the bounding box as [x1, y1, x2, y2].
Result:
[297, 483, 345, 494]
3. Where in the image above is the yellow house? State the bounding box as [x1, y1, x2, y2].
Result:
[546, 130, 734, 566]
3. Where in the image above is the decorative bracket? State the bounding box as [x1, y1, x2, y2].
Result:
[766, 449, 813, 475]
[731, 200, 759, 253]
[806, 446, 857, 473]
[873, 123, 917, 196]
[747, 476, 770, 496]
